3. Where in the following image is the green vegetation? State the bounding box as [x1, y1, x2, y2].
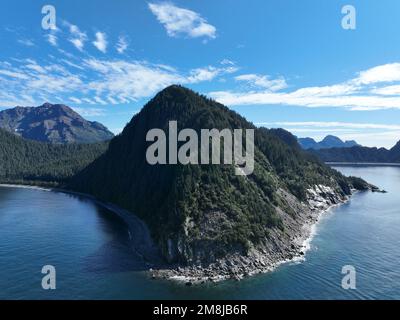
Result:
[69, 85, 369, 264]
[0, 128, 109, 186]
[311, 141, 400, 163]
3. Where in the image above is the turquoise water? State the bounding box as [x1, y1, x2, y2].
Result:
[0, 166, 399, 300]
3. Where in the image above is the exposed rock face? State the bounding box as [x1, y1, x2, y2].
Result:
[69, 85, 375, 283]
[151, 185, 351, 283]
[0, 103, 114, 144]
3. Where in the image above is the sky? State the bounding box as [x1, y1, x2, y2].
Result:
[1, 0, 400, 148]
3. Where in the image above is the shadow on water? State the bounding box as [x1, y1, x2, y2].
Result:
[60, 192, 155, 274]
[83, 208, 153, 274]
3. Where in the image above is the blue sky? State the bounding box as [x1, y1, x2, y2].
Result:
[1, 0, 400, 147]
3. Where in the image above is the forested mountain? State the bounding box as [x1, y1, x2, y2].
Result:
[312, 141, 400, 163]
[0, 128, 109, 185]
[0, 103, 114, 143]
[298, 135, 360, 150]
[69, 85, 372, 269]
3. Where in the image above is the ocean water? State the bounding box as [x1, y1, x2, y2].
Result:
[0, 166, 399, 300]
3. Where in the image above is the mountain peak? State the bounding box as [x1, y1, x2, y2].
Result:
[70, 86, 368, 272]
[41, 102, 55, 108]
[0, 103, 114, 144]
[322, 135, 343, 143]
[298, 135, 360, 150]
[154, 85, 202, 102]
[391, 140, 400, 152]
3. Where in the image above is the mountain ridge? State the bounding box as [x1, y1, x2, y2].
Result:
[69, 85, 375, 281]
[0, 103, 114, 144]
[311, 141, 400, 163]
[298, 135, 360, 150]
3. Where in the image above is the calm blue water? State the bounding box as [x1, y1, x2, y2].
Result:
[0, 166, 399, 300]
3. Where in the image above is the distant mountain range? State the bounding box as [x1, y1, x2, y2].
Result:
[298, 135, 360, 150]
[311, 141, 400, 163]
[0, 103, 114, 144]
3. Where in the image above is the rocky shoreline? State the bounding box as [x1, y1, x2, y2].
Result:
[150, 185, 355, 284]
[0, 182, 370, 285]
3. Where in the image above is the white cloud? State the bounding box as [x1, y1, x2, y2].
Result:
[148, 2, 216, 39]
[0, 53, 239, 108]
[256, 121, 400, 148]
[107, 96, 118, 104]
[188, 67, 219, 82]
[25, 62, 46, 73]
[0, 69, 29, 80]
[235, 74, 287, 91]
[81, 98, 96, 105]
[371, 85, 400, 96]
[339, 130, 400, 149]
[69, 97, 82, 104]
[44, 27, 60, 47]
[93, 32, 108, 53]
[17, 39, 35, 46]
[0, 59, 84, 107]
[209, 62, 400, 111]
[262, 121, 400, 130]
[209, 90, 400, 110]
[187, 65, 237, 82]
[65, 22, 88, 51]
[46, 33, 58, 47]
[116, 36, 128, 54]
[220, 59, 235, 66]
[354, 63, 400, 85]
[94, 96, 107, 105]
[82, 58, 186, 101]
[72, 107, 106, 116]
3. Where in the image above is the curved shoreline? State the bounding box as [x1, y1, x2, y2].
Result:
[0, 183, 356, 284]
[0, 183, 165, 268]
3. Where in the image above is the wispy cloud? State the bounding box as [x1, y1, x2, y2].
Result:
[94, 96, 107, 105]
[46, 33, 58, 46]
[354, 63, 400, 85]
[65, 22, 88, 51]
[220, 59, 235, 66]
[0, 55, 238, 107]
[0, 58, 83, 107]
[0, 69, 29, 80]
[69, 97, 83, 104]
[148, 2, 216, 39]
[17, 39, 35, 47]
[93, 32, 108, 53]
[258, 121, 400, 148]
[260, 121, 400, 130]
[187, 65, 237, 82]
[43, 26, 60, 47]
[72, 107, 106, 116]
[235, 74, 287, 91]
[210, 62, 400, 111]
[116, 35, 128, 54]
